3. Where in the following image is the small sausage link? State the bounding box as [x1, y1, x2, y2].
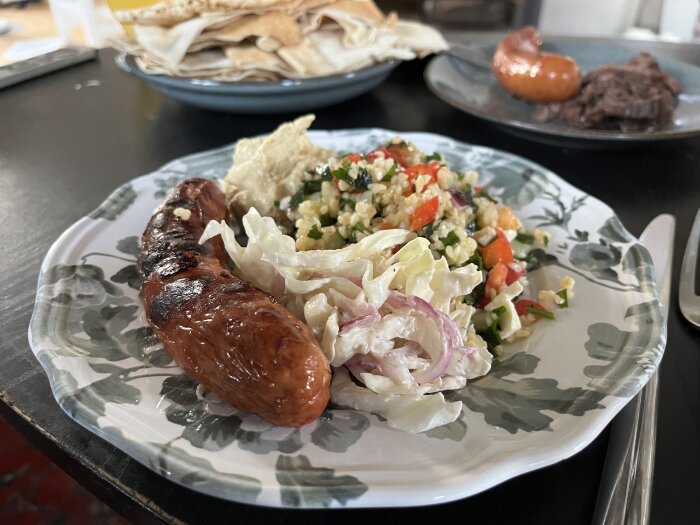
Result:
[492, 26, 581, 103]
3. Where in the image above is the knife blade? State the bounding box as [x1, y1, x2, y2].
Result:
[592, 214, 675, 525]
[644, 215, 675, 310]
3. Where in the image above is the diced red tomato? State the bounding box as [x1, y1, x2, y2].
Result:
[385, 144, 415, 167]
[486, 261, 508, 290]
[478, 295, 492, 308]
[410, 196, 439, 231]
[342, 153, 363, 163]
[403, 162, 441, 195]
[478, 229, 514, 268]
[404, 162, 441, 178]
[474, 187, 483, 195]
[515, 299, 548, 319]
[367, 147, 408, 167]
[505, 264, 526, 285]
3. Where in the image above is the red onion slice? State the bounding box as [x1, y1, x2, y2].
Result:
[387, 292, 476, 384]
[345, 354, 381, 373]
[339, 308, 381, 333]
[447, 189, 472, 209]
[271, 271, 286, 297]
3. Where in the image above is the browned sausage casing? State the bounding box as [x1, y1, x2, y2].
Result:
[492, 26, 581, 103]
[139, 178, 331, 427]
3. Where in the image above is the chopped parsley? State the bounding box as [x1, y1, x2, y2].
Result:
[439, 230, 460, 248]
[422, 221, 438, 238]
[466, 251, 483, 271]
[515, 232, 535, 244]
[526, 305, 555, 320]
[289, 187, 305, 210]
[307, 225, 323, 240]
[319, 214, 335, 227]
[556, 289, 569, 308]
[380, 163, 397, 182]
[332, 161, 373, 190]
[303, 179, 323, 194]
[477, 318, 503, 355]
[383, 139, 409, 148]
[479, 189, 498, 204]
[288, 174, 329, 210]
[464, 281, 485, 306]
[353, 167, 373, 189]
[423, 152, 442, 162]
[348, 222, 366, 242]
[491, 305, 506, 316]
[315, 164, 333, 181]
[339, 196, 356, 210]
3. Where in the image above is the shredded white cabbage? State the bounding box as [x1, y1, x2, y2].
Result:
[200, 208, 492, 433]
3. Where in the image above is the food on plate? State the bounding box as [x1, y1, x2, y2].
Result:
[222, 114, 333, 226]
[492, 26, 581, 103]
[180, 115, 573, 432]
[533, 52, 680, 132]
[111, 0, 447, 80]
[138, 178, 331, 427]
[139, 117, 574, 432]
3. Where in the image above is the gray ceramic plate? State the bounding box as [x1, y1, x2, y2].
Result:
[425, 41, 700, 147]
[117, 53, 399, 114]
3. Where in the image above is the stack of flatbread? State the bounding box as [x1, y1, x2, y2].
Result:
[111, 0, 447, 81]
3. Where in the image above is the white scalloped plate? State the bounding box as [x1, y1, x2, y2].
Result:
[28, 130, 665, 508]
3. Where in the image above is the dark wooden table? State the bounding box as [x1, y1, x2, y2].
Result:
[1, 43, 699, 524]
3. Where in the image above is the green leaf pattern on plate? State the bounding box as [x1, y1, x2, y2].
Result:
[89, 184, 136, 221]
[276, 454, 368, 507]
[452, 353, 605, 433]
[152, 444, 263, 504]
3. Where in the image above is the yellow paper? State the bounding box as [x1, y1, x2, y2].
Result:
[105, 0, 158, 34]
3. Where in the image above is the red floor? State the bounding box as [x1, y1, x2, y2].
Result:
[0, 416, 128, 525]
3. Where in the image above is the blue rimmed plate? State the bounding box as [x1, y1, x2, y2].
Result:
[117, 53, 399, 114]
[425, 40, 700, 147]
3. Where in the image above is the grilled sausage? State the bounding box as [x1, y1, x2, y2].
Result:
[139, 178, 331, 427]
[492, 26, 581, 103]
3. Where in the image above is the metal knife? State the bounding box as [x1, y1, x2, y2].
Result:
[592, 214, 675, 525]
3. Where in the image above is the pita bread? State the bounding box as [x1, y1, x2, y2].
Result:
[133, 17, 212, 67]
[136, 48, 231, 76]
[305, 29, 413, 72]
[136, 46, 279, 80]
[277, 38, 334, 77]
[223, 114, 332, 221]
[302, 9, 375, 47]
[310, 0, 384, 24]
[116, 0, 208, 25]
[113, 0, 448, 82]
[116, 0, 333, 25]
[138, 58, 278, 80]
[197, 12, 301, 46]
[223, 44, 293, 75]
[256, 35, 282, 52]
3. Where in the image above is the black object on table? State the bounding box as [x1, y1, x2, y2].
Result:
[0, 44, 699, 525]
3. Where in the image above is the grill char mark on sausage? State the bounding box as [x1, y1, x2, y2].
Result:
[138, 178, 331, 427]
